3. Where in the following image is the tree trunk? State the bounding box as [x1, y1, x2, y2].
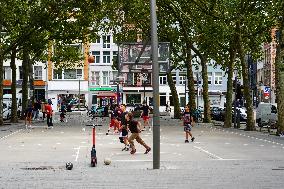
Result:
[276, 27, 284, 135]
[10, 48, 18, 122]
[21, 47, 30, 119]
[0, 54, 3, 126]
[238, 45, 255, 131]
[200, 57, 211, 122]
[224, 48, 236, 128]
[29, 59, 34, 102]
[167, 71, 181, 119]
[186, 56, 196, 111]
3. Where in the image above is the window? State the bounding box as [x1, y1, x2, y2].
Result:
[3, 66, 11, 80]
[95, 37, 100, 43]
[34, 66, 42, 80]
[103, 51, 111, 63]
[76, 69, 83, 79]
[102, 71, 109, 85]
[91, 71, 100, 86]
[208, 72, 212, 85]
[172, 76, 176, 84]
[64, 69, 76, 79]
[91, 51, 100, 63]
[112, 71, 118, 82]
[133, 73, 142, 86]
[112, 51, 118, 65]
[102, 35, 110, 48]
[214, 72, 223, 85]
[179, 76, 186, 85]
[19, 66, 23, 80]
[126, 94, 141, 104]
[159, 76, 167, 85]
[53, 69, 62, 79]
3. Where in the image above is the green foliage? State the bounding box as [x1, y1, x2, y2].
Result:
[0, 0, 103, 66]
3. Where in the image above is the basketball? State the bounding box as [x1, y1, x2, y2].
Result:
[66, 162, 73, 170]
[104, 158, 111, 165]
[88, 55, 95, 63]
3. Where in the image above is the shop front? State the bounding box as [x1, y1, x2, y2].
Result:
[89, 87, 117, 108]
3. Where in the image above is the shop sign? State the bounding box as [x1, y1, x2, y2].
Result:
[89, 87, 116, 91]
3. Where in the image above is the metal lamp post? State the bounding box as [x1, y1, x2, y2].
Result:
[78, 76, 81, 111]
[150, 0, 160, 169]
[196, 72, 200, 110]
[141, 69, 148, 102]
[234, 69, 238, 128]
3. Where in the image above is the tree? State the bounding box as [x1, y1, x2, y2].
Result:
[10, 47, 18, 122]
[0, 0, 103, 124]
[275, 0, 284, 135]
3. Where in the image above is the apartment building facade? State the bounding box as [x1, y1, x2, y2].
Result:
[3, 60, 47, 101]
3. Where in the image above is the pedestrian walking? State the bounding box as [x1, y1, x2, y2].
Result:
[182, 105, 195, 143]
[33, 100, 40, 120]
[25, 104, 33, 128]
[41, 101, 46, 121]
[118, 104, 130, 151]
[60, 103, 66, 122]
[125, 112, 151, 155]
[45, 102, 53, 128]
[141, 101, 151, 131]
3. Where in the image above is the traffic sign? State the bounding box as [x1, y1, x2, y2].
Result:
[264, 87, 270, 94]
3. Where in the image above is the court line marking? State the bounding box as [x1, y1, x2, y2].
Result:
[74, 146, 88, 162]
[0, 129, 23, 141]
[194, 146, 223, 160]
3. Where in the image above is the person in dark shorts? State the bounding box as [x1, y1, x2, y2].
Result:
[118, 104, 130, 151]
[182, 105, 195, 143]
[141, 101, 151, 131]
[25, 104, 33, 128]
[60, 103, 66, 122]
[125, 112, 151, 155]
[106, 104, 120, 135]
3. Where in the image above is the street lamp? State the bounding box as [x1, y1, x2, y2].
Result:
[234, 68, 238, 128]
[196, 72, 200, 110]
[78, 76, 81, 111]
[141, 69, 148, 102]
[150, 0, 160, 169]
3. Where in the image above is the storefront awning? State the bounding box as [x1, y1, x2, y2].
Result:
[97, 92, 116, 98]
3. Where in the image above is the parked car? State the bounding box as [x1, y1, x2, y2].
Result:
[210, 106, 224, 121]
[219, 107, 247, 122]
[3, 102, 11, 120]
[256, 103, 277, 127]
[234, 107, 247, 122]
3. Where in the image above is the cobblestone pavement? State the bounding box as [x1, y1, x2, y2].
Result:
[0, 113, 284, 189]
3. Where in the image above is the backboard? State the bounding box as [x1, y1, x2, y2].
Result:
[118, 42, 170, 73]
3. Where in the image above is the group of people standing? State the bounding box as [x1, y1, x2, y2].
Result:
[25, 99, 53, 129]
[107, 102, 151, 155]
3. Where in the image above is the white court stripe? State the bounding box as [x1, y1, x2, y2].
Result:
[74, 146, 88, 162]
[114, 160, 152, 162]
[0, 129, 23, 141]
[194, 146, 223, 160]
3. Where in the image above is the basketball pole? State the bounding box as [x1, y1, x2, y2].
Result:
[150, 0, 160, 169]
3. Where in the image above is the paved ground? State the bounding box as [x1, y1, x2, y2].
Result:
[1, 113, 284, 189]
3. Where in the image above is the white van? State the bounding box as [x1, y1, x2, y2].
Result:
[3, 102, 11, 120]
[256, 103, 278, 127]
[3, 94, 22, 112]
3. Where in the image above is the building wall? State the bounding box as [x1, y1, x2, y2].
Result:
[3, 59, 47, 101]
